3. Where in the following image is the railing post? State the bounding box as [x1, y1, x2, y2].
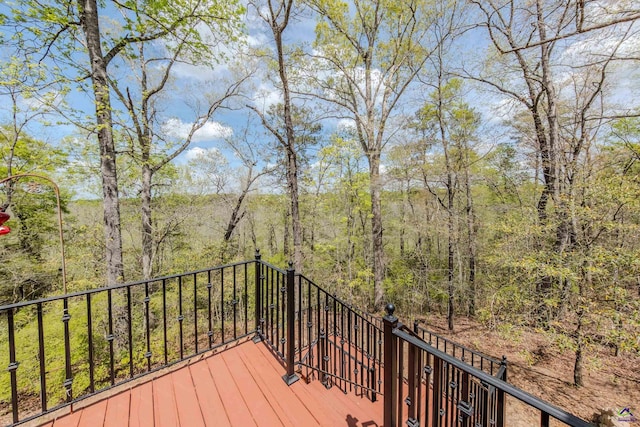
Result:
[383, 303, 398, 427]
[282, 262, 300, 385]
[497, 355, 507, 427]
[253, 249, 263, 343]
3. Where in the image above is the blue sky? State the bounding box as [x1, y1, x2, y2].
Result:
[1, 0, 639, 200]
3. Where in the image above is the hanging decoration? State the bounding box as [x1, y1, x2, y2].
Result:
[0, 211, 10, 235]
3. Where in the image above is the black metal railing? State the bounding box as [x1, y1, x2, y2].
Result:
[1, 253, 595, 427]
[414, 322, 506, 376]
[383, 304, 593, 427]
[294, 273, 382, 400]
[0, 260, 257, 425]
[253, 258, 383, 400]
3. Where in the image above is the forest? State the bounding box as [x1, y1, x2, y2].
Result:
[0, 0, 639, 415]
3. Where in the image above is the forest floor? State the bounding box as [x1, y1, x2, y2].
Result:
[421, 315, 640, 425]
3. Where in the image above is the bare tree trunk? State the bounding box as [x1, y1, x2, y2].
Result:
[574, 308, 585, 387]
[283, 206, 290, 259]
[369, 152, 385, 311]
[399, 182, 407, 258]
[464, 166, 476, 316]
[141, 164, 153, 279]
[266, 0, 303, 272]
[447, 171, 455, 331]
[79, 0, 124, 286]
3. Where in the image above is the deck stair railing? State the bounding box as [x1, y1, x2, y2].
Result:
[382, 304, 594, 427]
[253, 255, 383, 399]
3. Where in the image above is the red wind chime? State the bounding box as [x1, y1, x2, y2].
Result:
[0, 211, 11, 235]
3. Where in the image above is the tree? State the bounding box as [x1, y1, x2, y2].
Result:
[469, 0, 640, 384]
[186, 127, 276, 264]
[305, 0, 438, 310]
[248, 0, 312, 271]
[412, 78, 480, 330]
[110, 39, 249, 279]
[0, 56, 63, 207]
[6, 0, 244, 285]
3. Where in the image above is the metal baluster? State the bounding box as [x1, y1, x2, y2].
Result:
[433, 356, 442, 425]
[276, 269, 281, 354]
[86, 295, 95, 390]
[354, 312, 360, 394]
[333, 295, 337, 385]
[424, 353, 432, 427]
[460, 368, 471, 427]
[162, 279, 168, 364]
[221, 268, 225, 344]
[307, 277, 312, 366]
[281, 271, 286, 357]
[397, 337, 403, 426]
[178, 276, 184, 359]
[316, 287, 321, 375]
[444, 360, 450, 426]
[415, 349, 422, 423]
[207, 270, 213, 348]
[347, 306, 352, 392]
[366, 320, 371, 400]
[244, 262, 248, 335]
[378, 328, 382, 395]
[62, 298, 73, 402]
[340, 301, 345, 391]
[144, 282, 152, 371]
[254, 251, 262, 342]
[7, 309, 19, 423]
[37, 302, 48, 410]
[323, 292, 329, 387]
[407, 340, 417, 425]
[233, 264, 237, 340]
[297, 274, 302, 363]
[194, 273, 198, 353]
[108, 289, 115, 385]
[127, 286, 133, 378]
[270, 267, 274, 345]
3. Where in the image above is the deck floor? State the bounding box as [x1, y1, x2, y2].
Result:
[36, 340, 383, 427]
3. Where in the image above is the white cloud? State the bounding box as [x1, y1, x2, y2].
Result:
[337, 118, 356, 132]
[252, 84, 282, 110]
[162, 118, 233, 142]
[184, 146, 224, 161]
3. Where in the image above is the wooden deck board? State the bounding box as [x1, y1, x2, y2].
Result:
[45, 340, 383, 427]
[205, 351, 257, 426]
[220, 348, 286, 426]
[103, 390, 130, 427]
[77, 399, 107, 427]
[189, 358, 231, 427]
[171, 367, 205, 427]
[154, 372, 181, 427]
[129, 381, 153, 427]
[236, 344, 318, 427]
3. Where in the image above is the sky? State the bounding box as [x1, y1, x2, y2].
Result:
[1, 0, 639, 200]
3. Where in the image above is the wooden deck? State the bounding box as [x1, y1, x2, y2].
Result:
[34, 339, 383, 427]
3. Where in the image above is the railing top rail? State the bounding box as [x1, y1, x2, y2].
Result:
[0, 259, 255, 312]
[414, 322, 502, 366]
[393, 327, 593, 427]
[256, 259, 287, 275]
[295, 272, 383, 331]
